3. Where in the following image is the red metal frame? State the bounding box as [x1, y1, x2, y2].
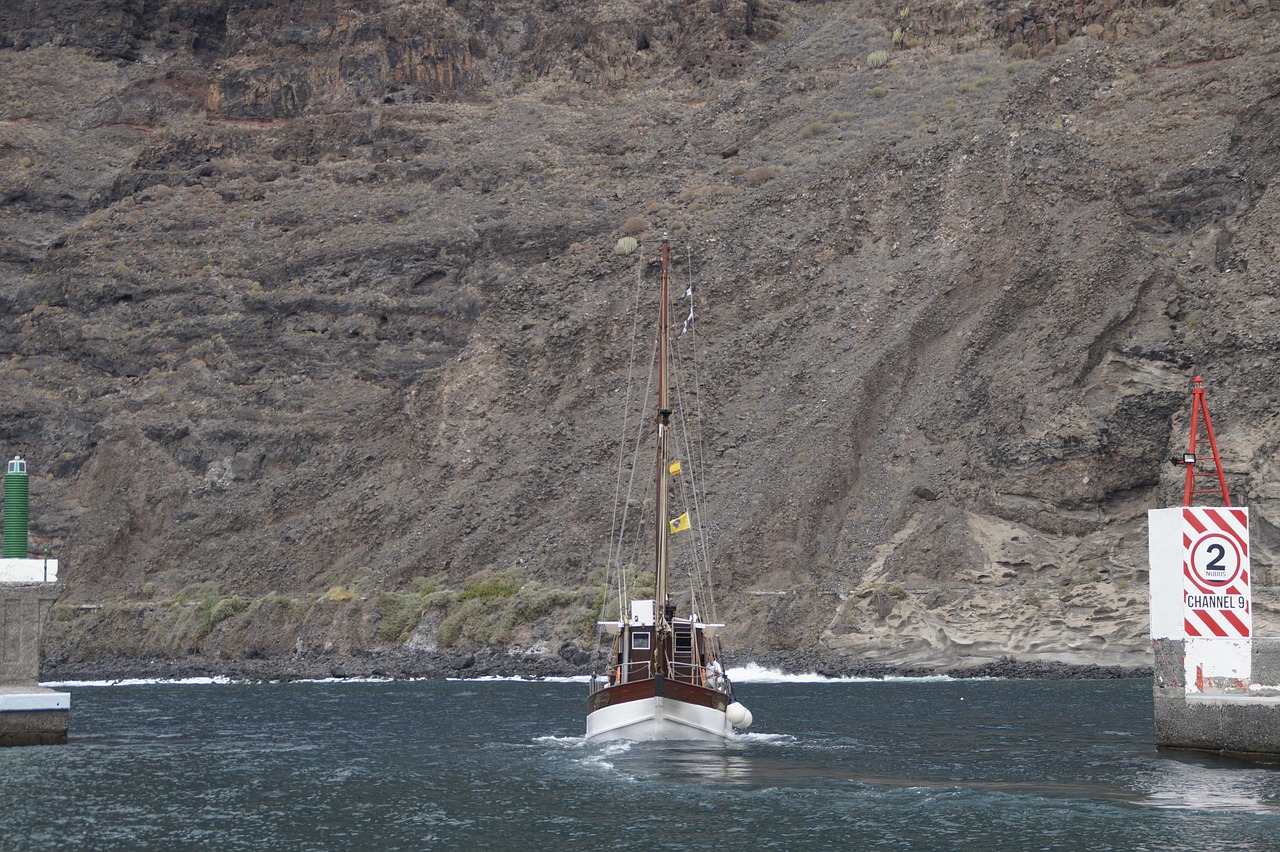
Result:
[1182, 375, 1230, 507]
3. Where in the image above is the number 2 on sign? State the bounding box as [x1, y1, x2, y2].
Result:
[1190, 533, 1242, 587]
[1204, 543, 1226, 575]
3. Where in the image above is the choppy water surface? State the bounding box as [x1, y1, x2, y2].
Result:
[2, 676, 1278, 850]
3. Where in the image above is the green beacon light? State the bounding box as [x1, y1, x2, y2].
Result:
[4, 456, 30, 558]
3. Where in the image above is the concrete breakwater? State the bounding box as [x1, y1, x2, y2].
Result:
[1149, 507, 1280, 756]
[0, 581, 67, 745]
[1152, 637, 1280, 755]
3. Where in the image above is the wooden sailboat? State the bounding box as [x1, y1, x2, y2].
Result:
[585, 238, 752, 743]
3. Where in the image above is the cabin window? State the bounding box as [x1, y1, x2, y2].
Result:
[631, 632, 651, 651]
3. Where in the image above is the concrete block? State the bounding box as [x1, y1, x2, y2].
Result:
[0, 710, 68, 746]
[0, 584, 61, 685]
[1152, 637, 1184, 689]
[1153, 635, 1280, 754]
[0, 559, 57, 583]
[1254, 638, 1280, 688]
[0, 686, 69, 747]
[1148, 508, 1184, 639]
[1184, 637, 1250, 693]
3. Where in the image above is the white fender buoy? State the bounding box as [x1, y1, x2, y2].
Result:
[726, 702, 753, 729]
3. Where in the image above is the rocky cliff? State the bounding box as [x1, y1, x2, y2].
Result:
[2, 0, 1279, 680]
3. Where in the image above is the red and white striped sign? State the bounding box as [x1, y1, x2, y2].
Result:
[1183, 507, 1251, 638]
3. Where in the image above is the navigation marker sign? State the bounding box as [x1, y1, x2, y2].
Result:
[1182, 507, 1250, 639]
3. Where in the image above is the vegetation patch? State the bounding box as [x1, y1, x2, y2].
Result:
[375, 579, 442, 642]
[457, 579, 520, 603]
[323, 585, 358, 602]
[800, 121, 835, 138]
[618, 215, 648, 236]
[197, 593, 246, 638]
[408, 569, 597, 649]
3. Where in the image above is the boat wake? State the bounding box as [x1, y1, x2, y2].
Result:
[725, 662, 953, 684]
[731, 730, 797, 745]
[532, 734, 589, 748]
[41, 676, 239, 688]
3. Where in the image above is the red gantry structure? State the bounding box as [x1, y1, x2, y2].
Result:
[1176, 375, 1230, 507]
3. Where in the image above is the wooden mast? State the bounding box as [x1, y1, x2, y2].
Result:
[653, 238, 672, 676]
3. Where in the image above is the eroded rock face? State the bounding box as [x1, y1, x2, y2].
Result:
[3, 0, 1280, 677]
[197, 0, 781, 117]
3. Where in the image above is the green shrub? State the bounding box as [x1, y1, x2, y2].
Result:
[513, 581, 577, 621]
[323, 585, 358, 602]
[458, 580, 520, 602]
[432, 580, 592, 649]
[437, 597, 497, 647]
[800, 121, 834, 138]
[174, 582, 216, 604]
[376, 592, 431, 641]
[198, 594, 246, 637]
[867, 50, 890, 69]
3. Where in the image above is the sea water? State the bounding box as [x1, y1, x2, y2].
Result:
[1, 673, 1278, 850]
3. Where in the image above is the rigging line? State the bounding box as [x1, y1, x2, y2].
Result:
[670, 340, 712, 621]
[674, 247, 718, 623]
[679, 244, 713, 560]
[604, 262, 648, 624]
[615, 280, 661, 614]
[688, 259, 720, 627]
[668, 256, 703, 611]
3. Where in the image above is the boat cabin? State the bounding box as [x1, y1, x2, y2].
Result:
[596, 599, 724, 688]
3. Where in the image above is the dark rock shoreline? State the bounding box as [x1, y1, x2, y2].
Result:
[41, 647, 1152, 684]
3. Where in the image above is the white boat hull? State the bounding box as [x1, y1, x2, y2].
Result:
[586, 695, 731, 743]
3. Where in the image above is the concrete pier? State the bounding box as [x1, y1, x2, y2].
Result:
[1152, 637, 1280, 754]
[0, 580, 68, 746]
[1149, 507, 1280, 755]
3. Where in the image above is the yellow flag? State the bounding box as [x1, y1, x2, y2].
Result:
[668, 460, 682, 476]
[669, 512, 690, 534]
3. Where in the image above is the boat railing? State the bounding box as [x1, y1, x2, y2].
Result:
[670, 660, 702, 684]
[593, 659, 734, 691]
[624, 661, 652, 682]
[594, 661, 654, 689]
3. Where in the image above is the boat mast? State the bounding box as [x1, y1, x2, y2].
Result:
[654, 238, 672, 673]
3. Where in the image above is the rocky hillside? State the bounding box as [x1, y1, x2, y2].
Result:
[2, 0, 1279, 679]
